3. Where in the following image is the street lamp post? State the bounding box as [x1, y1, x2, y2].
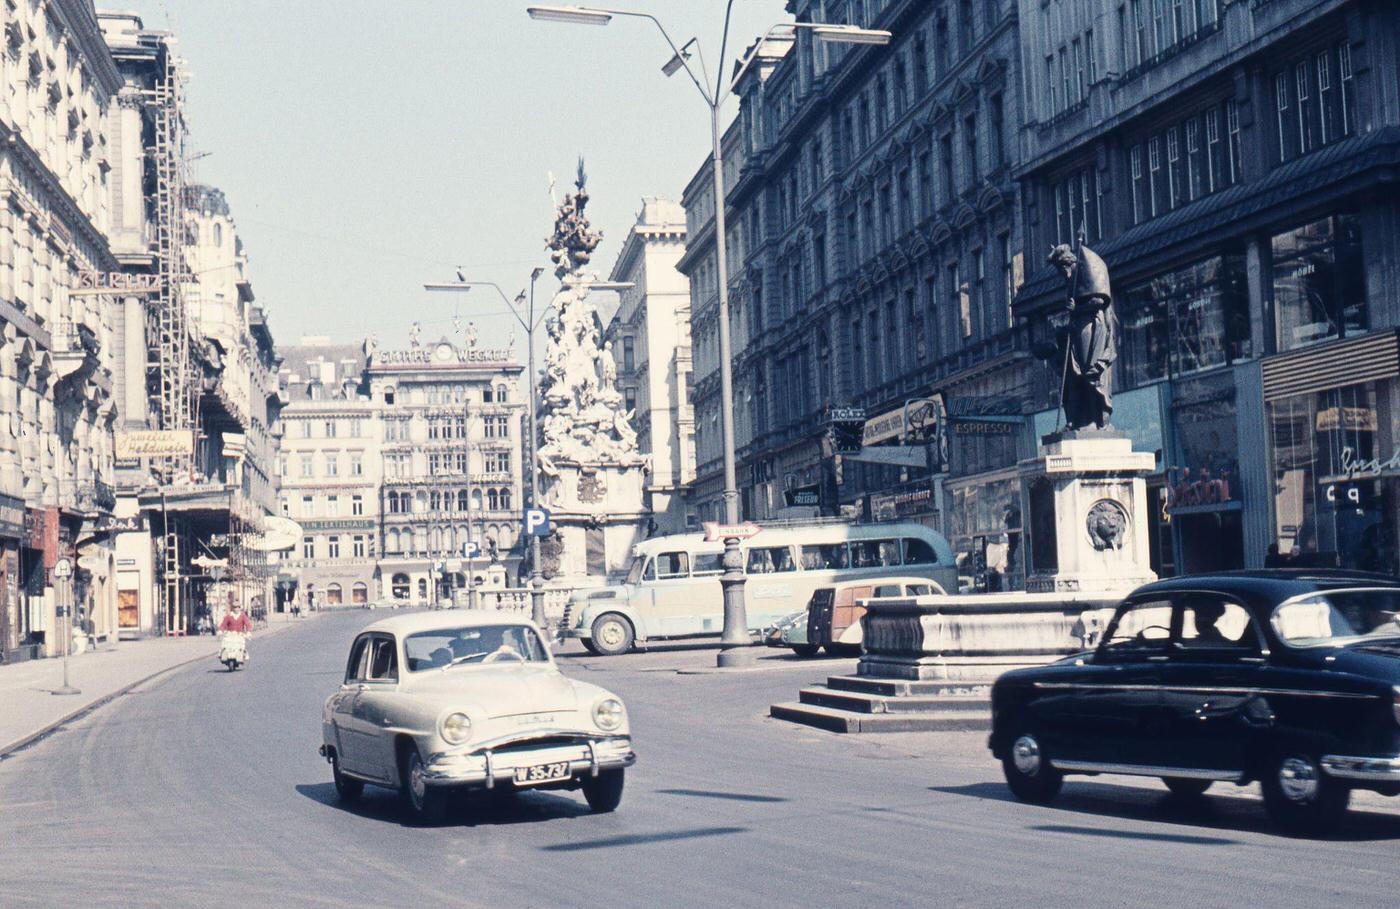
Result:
[527, 3, 891, 667]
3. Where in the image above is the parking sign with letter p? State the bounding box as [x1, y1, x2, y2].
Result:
[524, 507, 552, 537]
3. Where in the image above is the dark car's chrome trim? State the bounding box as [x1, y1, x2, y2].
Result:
[1032, 681, 1378, 699]
[1320, 754, 1400, 781]
[1049, 759, 1243, 782]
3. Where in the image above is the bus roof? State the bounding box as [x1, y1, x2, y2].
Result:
[631, 522, 952, 559]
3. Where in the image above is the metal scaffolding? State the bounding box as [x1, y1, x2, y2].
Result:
[148, 48, 199, 634]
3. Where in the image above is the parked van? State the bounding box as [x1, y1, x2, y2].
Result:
[778, 577, 945, 657]
[560, 522, 957, 655]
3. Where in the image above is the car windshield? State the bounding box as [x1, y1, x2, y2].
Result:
[404, 624, 549, 671]
[1270, 589, 1400, 648]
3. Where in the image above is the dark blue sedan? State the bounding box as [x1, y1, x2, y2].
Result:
[988, 571, 1400, 835]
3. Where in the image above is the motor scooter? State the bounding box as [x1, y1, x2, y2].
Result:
[219, 631, 248, 671]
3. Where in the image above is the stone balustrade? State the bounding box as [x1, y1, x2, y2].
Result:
[857, 591, 1123, 681]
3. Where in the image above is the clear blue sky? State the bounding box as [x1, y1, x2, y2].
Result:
[129, 0, 791, 351]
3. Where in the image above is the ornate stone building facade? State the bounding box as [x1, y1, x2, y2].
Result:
[367, 339, 525, 606]
[681, 0, 1029, 583]
[0, 0, 122, 660]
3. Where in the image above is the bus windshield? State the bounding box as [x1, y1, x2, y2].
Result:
[626, 557, 646, 585]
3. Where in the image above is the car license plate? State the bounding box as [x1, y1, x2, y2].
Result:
[514, 761, 569, 785]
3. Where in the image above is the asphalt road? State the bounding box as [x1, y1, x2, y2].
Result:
[3, 610, 1399, 909]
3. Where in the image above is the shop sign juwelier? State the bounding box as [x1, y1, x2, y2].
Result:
[115, 430, 195, 459]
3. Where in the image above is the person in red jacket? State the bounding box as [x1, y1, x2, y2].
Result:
[219, 604, 252, 633]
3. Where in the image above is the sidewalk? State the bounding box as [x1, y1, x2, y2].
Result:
[0, 613, 308, 759]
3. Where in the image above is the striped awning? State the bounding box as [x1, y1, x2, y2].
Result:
[1261, 330, 1400, 402]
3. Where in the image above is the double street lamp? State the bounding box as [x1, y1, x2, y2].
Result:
[527, 3, 890, 667]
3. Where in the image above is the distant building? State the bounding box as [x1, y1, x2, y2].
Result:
[275, 339, 380, 609]
[366, 339, 526, 606]
[603, 197, 696, 532]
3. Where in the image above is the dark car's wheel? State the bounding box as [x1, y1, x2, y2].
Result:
[1261, 751, 1349, 836]
[399, 746, 448, 825]
[331, 751, 363, 802]
[590, 613, 634, 656]
[790, 644, 820, 658]
[1162, 778, 1213, 798]
[581, 769, 625, 813]
[1001, 725, 1063, 804]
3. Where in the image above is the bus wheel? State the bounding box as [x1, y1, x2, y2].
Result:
[590, 613, 635, 656]
[790, 644, 820, 658]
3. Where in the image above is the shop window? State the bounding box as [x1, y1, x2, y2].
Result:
[326, 583, 342, 605]
[352, 582, 368, 604]
[1267, 380, 1398, 574]
[417, 578, 428, 600]
[1272, 214, 1365, 352]
[391, 573, 409, 600]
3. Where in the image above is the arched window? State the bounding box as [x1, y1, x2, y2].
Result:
[414, 491, 427, 513]
[352, 582, 368, 604]
[458, 490, 470, 511]
[391, 573, 410, 600]
[499, 488, 512, 511]
[430, 527, 442, 553]
[416, 578, 428, 600]
[498, 525, 515, 551]
[213, 222, 223, 246]
[430, 490, 441, 511]
[472, 489, 483, 510]
[495, 384, 509, 402]
[326, 583, 342, 605]
[414, 527, 427, 554]
[487, 489, 500, 510]
[386, 529, 400, 553]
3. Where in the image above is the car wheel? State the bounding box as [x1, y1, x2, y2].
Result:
[790, 644, 820, 658]
[1162, 778, 1212, 798]
[1001, 725, 1063, 804]
[590, 613, 634, 656]
[1261, 751, 1349, 836]
[581, 769, 625, 813]
[399, 746, 447, 825]
[331, 751, 363, 802]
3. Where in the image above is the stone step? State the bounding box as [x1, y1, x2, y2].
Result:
[798, 687, 989, 715]
[825, 675, 993, 698]
[770, 701, 992, 734]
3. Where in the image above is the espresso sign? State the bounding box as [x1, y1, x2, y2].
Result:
[71, 272, 163, 296]
[115, 430, 195, 458]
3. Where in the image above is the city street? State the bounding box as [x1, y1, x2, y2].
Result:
[2, 610, 1399, 909]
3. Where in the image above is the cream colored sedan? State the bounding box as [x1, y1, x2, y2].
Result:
[320, 611, 635, 824]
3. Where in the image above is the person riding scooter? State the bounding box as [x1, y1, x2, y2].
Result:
[218, 604, 251, 670]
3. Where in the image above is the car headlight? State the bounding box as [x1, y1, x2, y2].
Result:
[440, 711, 472, 745]
[593, 697, 625, 732]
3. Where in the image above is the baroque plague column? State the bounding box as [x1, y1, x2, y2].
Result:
[535, 164, 649, 579]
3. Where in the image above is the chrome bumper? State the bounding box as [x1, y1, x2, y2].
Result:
[423, 737, 635, 787]
[1320, 754, 1400, 782]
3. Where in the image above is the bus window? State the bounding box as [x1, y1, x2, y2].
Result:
[626, 557, 646, 584]
[747, 546, 797, 574]
[692, 553, 724, 576]
[850, 541, 882, 568]
[654, 552, 690, 580]
[801, 543, 849, 570]
[903, 537, 939, 565]
[879, 540, 902, 566]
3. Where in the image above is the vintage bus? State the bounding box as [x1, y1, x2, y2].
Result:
[559, 521, 957, 655]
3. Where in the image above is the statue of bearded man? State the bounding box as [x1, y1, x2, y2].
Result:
[1048, 243, 1116, 431]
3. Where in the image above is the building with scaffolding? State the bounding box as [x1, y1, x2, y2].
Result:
[100, 12, 282, 636]
[0, 0, 124, 662]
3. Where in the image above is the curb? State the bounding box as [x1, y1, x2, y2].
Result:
[0, 617, 305, 761]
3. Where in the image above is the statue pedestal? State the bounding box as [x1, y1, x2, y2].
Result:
[1018, 432, 1157, 595]
[542, 460, 649, 582]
